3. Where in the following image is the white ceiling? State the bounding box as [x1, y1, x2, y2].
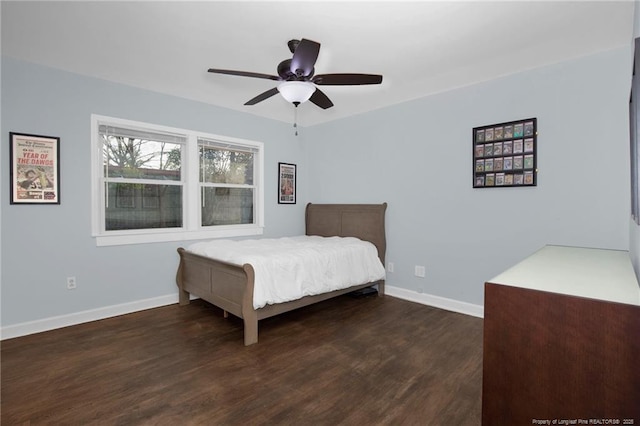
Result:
[1, 1, 635, 127]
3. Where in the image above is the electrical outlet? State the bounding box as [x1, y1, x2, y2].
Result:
[66, 276, 77, 290]
[414, 266, 426, 278]
[387, 262, 394, 273]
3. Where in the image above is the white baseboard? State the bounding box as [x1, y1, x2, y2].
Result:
[1, 287, 482, 341]
[386, 285, 484, 318]
[0, 294, 181, 340]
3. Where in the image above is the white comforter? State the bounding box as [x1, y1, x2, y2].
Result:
[187, 236, 386, 309]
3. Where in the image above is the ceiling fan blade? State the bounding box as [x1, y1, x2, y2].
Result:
[244, 87, 280, 105]
[309, 88, 334, 109]
[208, 68, 280, 81]
[312, 73, 383, 86]
[290, 39, 320, 77]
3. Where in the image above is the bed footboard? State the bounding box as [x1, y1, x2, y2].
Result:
[176, 247, 259, 345]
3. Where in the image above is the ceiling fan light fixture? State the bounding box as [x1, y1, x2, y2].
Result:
[277, 81, 316, 104]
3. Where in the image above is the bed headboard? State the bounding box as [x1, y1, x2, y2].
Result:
[305, 203, 387, 263]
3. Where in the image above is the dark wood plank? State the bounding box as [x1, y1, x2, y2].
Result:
[2, 295, 483, 425]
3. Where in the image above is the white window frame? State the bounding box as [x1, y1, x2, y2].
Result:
[91, 114, 264, 246]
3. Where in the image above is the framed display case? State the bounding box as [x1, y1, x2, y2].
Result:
[473, 118, 537, 188]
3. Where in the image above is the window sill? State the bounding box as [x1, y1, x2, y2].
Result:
[94, 226, 264, 247]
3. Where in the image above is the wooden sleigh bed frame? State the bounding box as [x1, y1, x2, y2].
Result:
[176, 203, 387, 345]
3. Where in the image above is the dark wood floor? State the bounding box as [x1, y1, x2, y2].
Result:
[1, 294, 483, 425]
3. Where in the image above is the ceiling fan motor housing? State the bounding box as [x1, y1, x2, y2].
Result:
[278, 59, 314, 80]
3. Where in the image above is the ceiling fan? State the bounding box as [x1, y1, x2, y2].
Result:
[207, 38, 383, 109]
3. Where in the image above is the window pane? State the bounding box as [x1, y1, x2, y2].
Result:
[200, 146, 254, 185]
[103, 135, 181, 181]
[201, 187, 254, 226]
[105, 183, 182, 230]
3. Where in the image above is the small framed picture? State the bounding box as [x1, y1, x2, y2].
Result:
[485, 144, 494, 157]
[486, 173, 495, 186]
[485, 128, 494, 142]
[503, 157, 513, 170]
[475, 176, 485, 187]
[494, 157, 503, 171]
[484, 158, 494, 172]
[503, 141, 513, 154]
[494, 126, 504, 140]
[524, 154, 534, 169]
[476, 159, 485, 172]
[514, 174, 524, 185]
[513, 156, 523, 170]
[504, 125, 513, 139]
[278, 162, 296, 204]
[476, 129, 485, 142]
[514, 123, 524, 138]
[504, 174, 514, 185]
[524, 170, 534, 185]
[495, 173, 505, 186]
[513, 140, 523, 153]
[524, 138, 534, 153]
[475, 145, 484, 158]
[10, 132, 60, 204]
[524, 121, 535, 137]
[493, 142, 503, 156]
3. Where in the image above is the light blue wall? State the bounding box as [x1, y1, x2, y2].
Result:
[1, 43, 634, 327]
[305, 47, 632, 305]
[1, 57, 308, 326]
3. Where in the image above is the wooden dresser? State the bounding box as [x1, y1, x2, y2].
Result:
[482, 245, 640, 425]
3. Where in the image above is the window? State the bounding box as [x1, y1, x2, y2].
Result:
[199, 138, 257, 227]
[91, 115, 264, 246]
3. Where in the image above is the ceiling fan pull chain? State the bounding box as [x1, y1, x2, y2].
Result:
[294, 105, 298, 136]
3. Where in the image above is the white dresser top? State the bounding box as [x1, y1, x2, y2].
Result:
[488, 245, 640, 306]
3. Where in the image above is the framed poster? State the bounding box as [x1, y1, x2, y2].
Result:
[473, 118, 537, 188]
[278, 162, 296, 204]
[9, 132, 60, 204]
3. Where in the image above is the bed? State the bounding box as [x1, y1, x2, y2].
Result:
[176, 203, 387, 345]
